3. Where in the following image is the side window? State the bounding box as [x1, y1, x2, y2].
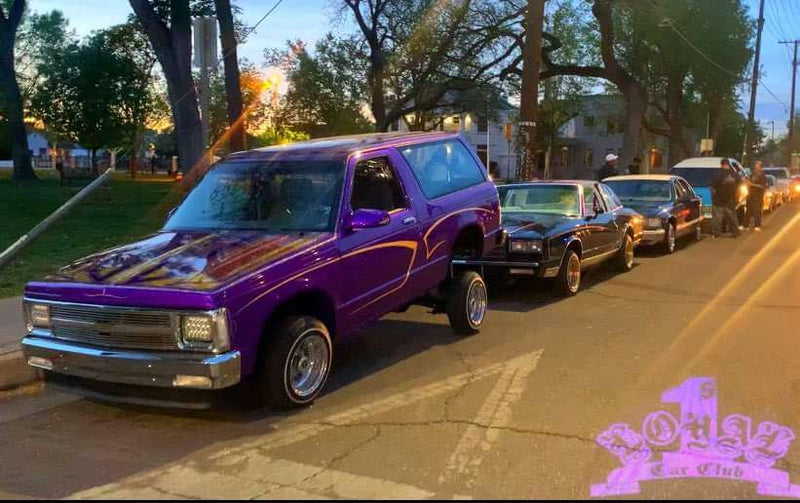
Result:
[399, 139, 486, 199]
[350, 157, 406, 212]
[678, 179, 694, 198]
[599, 184, 621, 210]
[673, 181, 686, 200]
[584, 185, 605, 212]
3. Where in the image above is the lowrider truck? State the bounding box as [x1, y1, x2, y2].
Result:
[22, 132, 501, 408]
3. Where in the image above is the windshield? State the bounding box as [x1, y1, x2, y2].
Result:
[164, 160, 344, 232]
[669, 167, 717, 187]
[497, 185, 581, 218]
[764, 168, 788, 179]
[604, 180, 672, 202]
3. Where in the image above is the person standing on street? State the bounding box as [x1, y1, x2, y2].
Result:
[710, 158, 742, 238]
[598, 153, 620, 180]
[746, 160, 767, 232]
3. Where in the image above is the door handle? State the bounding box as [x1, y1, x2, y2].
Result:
[402, 216, 417, 225]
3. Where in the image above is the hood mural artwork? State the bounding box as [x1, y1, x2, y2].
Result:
[591, 377, 799, 498]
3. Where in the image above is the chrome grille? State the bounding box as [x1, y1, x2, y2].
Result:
[49, 303, 177, 351]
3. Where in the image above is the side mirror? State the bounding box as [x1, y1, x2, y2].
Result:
[347, 208, 391, 230]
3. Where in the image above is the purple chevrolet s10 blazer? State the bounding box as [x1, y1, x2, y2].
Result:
[21, 132, 501, 408]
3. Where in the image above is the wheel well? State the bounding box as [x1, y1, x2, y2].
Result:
[267, 290, 336, 339]
[566, 240, 582, 258]
[452, 225, 484, 258]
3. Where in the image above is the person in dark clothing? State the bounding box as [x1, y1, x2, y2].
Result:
[710, 158, 742, 238]
[746, 160, 767, 231]
[598, 153, 619, 180]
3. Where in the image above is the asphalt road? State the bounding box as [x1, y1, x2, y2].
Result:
[2, 203, 800, 500]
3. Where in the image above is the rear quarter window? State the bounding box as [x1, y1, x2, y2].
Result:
[399, 139, 487, 199]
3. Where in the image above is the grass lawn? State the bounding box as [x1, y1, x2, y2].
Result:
[0, 169, 183, 298]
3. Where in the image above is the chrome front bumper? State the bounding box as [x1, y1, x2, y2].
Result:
[22, 336, 241, 390]
[641, 228, 666, 244]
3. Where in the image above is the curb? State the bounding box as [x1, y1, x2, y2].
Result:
[0, 343, 40, 391]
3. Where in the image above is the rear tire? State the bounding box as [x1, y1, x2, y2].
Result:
[615, 233, 635, 272]
[447, 271, 487, 335]
[554, 250, 581, 297]
[254, 316, 332, 409]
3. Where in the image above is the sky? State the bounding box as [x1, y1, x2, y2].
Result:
[28, 0, 800, 139]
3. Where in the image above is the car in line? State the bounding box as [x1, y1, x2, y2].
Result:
[21, 132, 502, 409]
[454, 180, 643, 296]
[764, 167, 793, 203]
[670, 157, 749, 224]
[603, 175, 703, 254]
[764, 174, 781, 212]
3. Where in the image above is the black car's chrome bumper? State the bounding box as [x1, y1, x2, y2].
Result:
[22, 336, 241, 390]
[452, 258, 562, 278]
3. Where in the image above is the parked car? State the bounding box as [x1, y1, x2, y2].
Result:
[670, 157, 749, 224]
[21, 132, 502, 409]
[763, 167, 793, 202]
[454, 181, 643, 296]
[603, 175, 703, 254]
[764, 174, 781, 212]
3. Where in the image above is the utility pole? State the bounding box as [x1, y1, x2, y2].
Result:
[780, 40, 799, 140]
[518, 0, 545, 181]
[744, 0, 765, 167]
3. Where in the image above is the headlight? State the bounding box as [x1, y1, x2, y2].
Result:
[180, 308, 230, 352]
[645, 217, 662, 229]
[509, 239, 543, 254]
[24, 302, 50, 332]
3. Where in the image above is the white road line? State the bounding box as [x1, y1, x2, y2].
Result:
[439, 349, 543, 488]
[67, 349, 544, 500]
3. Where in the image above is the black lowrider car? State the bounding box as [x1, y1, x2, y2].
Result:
[455, 180, 644, 296]
[603, 175, 704, 254]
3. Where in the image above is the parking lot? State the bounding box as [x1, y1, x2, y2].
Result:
[1, 203, 799, 499]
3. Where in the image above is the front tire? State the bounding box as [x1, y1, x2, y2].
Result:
[663, 223, 676, 254]
[554, 250, 581, 297]
[256, 316, 332, 409]
[447, 271, 487, 335]
[615, 233, 635, 272]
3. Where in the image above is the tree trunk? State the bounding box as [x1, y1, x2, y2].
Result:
[129, 0, 204, 176]
[666, 73, 685, 166]
[621, 82, 645, 171]
[0, 0, 36, 181]
[214, 0, 245, 153]
[369, 59, 388, 131]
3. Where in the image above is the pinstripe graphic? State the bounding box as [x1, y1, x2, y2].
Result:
[422, 207, 495, 259]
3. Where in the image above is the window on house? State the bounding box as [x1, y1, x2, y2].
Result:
[606, 116, 624, 134]
[452, 115, 460, 125]
[584, 149, 594, 169]
[476, 145, 488, 167]
[390, 122, 399, 132]
[584, 116, 595, 127]
[477, 116, 488, 132]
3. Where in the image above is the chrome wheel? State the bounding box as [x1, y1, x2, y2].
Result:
[666, 224, 676, 253]
[624, 236, 634, 268]
[287, 331, 330, 399]
[567, 253, 581, 293]
[466, 278, 488, 327]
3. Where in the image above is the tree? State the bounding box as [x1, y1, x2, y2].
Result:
[206, 63, 272, 146]
[268, 35, 373, 136]
[128, 0, 204, 175]
[214, 0, 245, 152]
[30, 24, 153, 169]
[341, 0, 514, 131]
[0, 0, 35, 179]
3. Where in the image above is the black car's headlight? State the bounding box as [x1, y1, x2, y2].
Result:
[509, 239, 543, 254]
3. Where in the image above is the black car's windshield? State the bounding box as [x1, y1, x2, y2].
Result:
[669, 168, 717, 187]
[604, 180, 672, 202]
[764, 168, 788, 179]
[164, 160, 345, 232]
[497, 185, 581, 218]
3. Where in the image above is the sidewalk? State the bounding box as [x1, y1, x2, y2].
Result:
[0, 297, 38, 390]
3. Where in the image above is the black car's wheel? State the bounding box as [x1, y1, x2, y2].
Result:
[615, 233, 635, 272]
[663, 223, 676, 254]
[255, 316, 332, 409]
[447, 270, 487, 335]
[554, 250, 581, 297]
